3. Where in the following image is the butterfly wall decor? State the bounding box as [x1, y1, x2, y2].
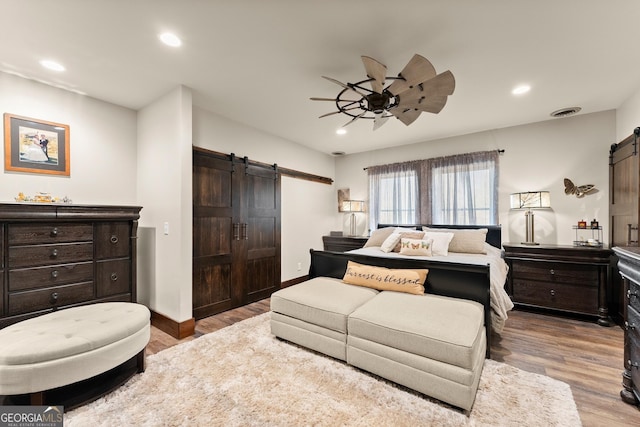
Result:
[564, 178, 596, 198]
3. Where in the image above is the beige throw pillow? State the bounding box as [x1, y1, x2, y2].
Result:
[363, 227, 396, 248]
[392, 231, 425, 252]
[422, 227, 488, 254]
[342, 261, 428, 295]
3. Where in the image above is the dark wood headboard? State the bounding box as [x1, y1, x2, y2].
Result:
[377, 224, 502, 249]
[308, 249, 493, 357]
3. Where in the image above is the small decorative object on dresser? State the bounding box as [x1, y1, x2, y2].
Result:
[612, 246, 640, 407]
[503, 242, 613, 326]
[0, 203, 142, 329]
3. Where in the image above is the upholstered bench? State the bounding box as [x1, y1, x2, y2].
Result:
[270, 276, 378, 360]
[271, 277, 486, 411]
[347, 291, 485, 411]
[0, 302, 150, 406]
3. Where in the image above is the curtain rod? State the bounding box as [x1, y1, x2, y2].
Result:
[362, 149, 505, 170]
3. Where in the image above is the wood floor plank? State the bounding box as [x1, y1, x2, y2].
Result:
[148, 301, 640, 426]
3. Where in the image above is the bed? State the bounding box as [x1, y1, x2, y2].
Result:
[310, 224, 513, 347]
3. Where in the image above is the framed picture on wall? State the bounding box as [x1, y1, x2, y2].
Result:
[3, 113, 70, 176]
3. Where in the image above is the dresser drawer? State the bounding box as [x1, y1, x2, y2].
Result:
[513, 279, 599, 314]
[95, 222, 131, 259]
[9, 242, 93, 268]
[511, 260, 598, 284]
[8, 282, 94, 315]
[96, 259, 131, 297]
[630, 279, 640, 314]
[629, 306, 640, 396]
[8, 223, 93, 245]
[9, 262, 93, 291]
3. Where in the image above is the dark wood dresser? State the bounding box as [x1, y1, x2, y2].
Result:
[612, 246, 640, 407]
[503, 243, 613, 325]
[322, 235, 368, 252]
[0, 203, 141, 329]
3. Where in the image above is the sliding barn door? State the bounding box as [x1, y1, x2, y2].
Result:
[192, 149, 281, 319]
[244, 162, 281, 303]
[193, 153, 240, 318]
[609, 134, 639, 323]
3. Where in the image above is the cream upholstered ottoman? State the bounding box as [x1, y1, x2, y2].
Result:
[0, 302, 150, 405]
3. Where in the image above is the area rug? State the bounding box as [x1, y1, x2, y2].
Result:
[65, 312, 582, 426]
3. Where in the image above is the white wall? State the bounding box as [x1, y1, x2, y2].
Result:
[192, 107, 336, 280]
[137, 86, 193, 323]
[0, 72, 137, 203]
[617, 84, 640, 141]
[335, 110, 615, 246]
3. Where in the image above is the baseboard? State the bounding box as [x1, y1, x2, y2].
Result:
[150, 310, 195, 340]
[281, 275, 309, 288]
[151, 276, 308, 339]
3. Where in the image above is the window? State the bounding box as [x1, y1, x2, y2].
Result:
[368, 151, 498, 229]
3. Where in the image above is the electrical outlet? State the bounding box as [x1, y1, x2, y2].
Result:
[163, 222, 169, 235]
[297, 262, 302, 271]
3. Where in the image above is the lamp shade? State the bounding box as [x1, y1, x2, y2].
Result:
[341, 200, 365, 212]
[510, 191, 551, 209]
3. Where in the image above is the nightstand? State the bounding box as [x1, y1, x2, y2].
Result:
[503, 243, 614, 326]
[322, 235, 368, 252]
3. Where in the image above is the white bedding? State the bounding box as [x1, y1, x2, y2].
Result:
[347, 243, 514, 333]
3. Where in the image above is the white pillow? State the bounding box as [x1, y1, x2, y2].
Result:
[380, 232, 402, 253]
[423, 231, 454, 256]
[399, 238, 433, 256]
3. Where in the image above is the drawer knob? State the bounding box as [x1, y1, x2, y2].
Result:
[50, 292, 59, 304]
[550, 289, 556, 297]
[549, 269, 555, 275]
[51, 270, 59, 279]
[51, 227, 58, 237]
[628, 290, 639, 300]
[110, 273, 118, 282]
[629, 360, 640, 369]
[625, 321, 637, 330]
[110, 235, 119, 244]
[51, 249, 58, 258]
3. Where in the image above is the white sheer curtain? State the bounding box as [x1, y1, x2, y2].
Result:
[368, 161, 421, 232]
[423, 151, 499, 225]
[368, 151, 499, 229]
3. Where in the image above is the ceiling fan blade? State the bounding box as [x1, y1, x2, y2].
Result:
[361, 56, 387, 94]
[402, 96, 448, 114]
[386, 54, 437, 96]
[342, 111, 367, 128]
[420, 70, 456, 97]
[389, 107, 421, 126]
[322, 76, 367, 98]
[373, 113, 389, 131]
[318, 105, 362, 118]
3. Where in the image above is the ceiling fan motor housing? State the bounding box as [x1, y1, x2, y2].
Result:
[366, 91, 393, 113]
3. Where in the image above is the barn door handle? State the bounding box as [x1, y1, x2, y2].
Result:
[242, 223, 248, 240]
[233, 223, 240, 241]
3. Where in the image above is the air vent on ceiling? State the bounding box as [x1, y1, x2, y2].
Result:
[331, 151, 346, 156]
[550, 107, 582, 118]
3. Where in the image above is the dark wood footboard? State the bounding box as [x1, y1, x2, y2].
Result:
[309, 249, 492, 357]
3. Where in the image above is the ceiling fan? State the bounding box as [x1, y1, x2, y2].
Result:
[311, 54, 455, 130]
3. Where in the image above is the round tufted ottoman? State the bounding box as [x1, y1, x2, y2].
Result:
[0, 302, 150, 406]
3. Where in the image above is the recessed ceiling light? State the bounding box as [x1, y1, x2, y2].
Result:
[511, 85, 531, 95]
[336, 128, 347, 135]
[159, 32, 182, 47]
[39, 60, 65, 72]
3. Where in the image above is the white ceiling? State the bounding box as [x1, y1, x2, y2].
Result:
[2, 1, 640, 155]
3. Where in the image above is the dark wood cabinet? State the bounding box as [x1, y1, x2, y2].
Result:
[322, 235, 368, 252]
[192, 148, 281, 319]
[612, 246, 640, 407]
[610, 133, 640, 324]
[0, 203, 141, 328]
[503, 243, 613, 325]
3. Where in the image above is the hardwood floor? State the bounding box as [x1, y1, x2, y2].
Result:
[148, 301, 640, 426]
